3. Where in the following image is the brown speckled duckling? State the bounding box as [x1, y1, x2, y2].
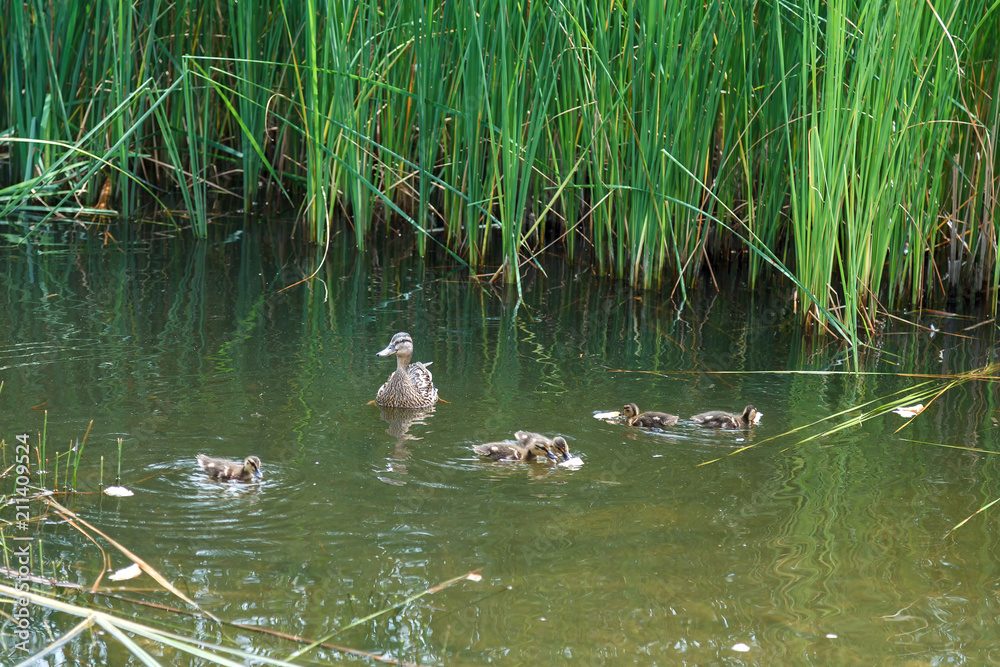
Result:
[622, 403, 679, 428]
[690, 405, 758, 429]
[474, 436, 557, 462]
[375, 332, 438, 408]
[196, 454, 263, 481]
[514, 431, 571, 462]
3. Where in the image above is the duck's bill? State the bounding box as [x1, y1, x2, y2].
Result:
[545, 451, 559, 462]
[376, 344, 396, 357]
[253, 469, 264, 480]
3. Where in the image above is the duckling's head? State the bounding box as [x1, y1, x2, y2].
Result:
[622, 403, 640, 419]
[376, 332, 414, 359]
[244, 456, 263, 480]
[550, 436, 571, 461]
[742, 405, 758, 423]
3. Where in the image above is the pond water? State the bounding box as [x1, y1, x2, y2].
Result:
[2, 223, 1000, 665]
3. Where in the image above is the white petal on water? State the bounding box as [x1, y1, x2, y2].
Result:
[732, 642, 751, 652]
[103, 486, 134, 497]
[559, 456, 585, 468]
[893, 404, 923, 418]
[109, 563, 142, 581]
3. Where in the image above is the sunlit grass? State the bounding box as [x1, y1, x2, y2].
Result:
[1, 581, 465, 666]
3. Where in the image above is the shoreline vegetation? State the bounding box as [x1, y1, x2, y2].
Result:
[1, 2, 997, 352]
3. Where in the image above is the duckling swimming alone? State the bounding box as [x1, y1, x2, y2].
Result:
[514, 430, 571, 461]
[690, 405, 758, 429]
[196, 454, 263, 482]
[621, 403, 679, 428]
[375, 332, 438, 408]
[474, 437, 557, 462]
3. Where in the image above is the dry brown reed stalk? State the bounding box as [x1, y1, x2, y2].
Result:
[44, 496, 219, 622]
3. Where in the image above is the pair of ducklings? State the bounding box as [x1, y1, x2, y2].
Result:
[474, 430, 571, 463]
[622, 403, 758, 429]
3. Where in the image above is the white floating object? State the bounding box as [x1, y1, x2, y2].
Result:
[732, 643, 751, 652]
[825, 633, 838, 639]
[109, 563, 142, 581]
[753, 411, 763, 425]
[894, 404, 924, 418]
[465, 573, 483, 582]
[103, 486, 134, 497]
[593, 411, 621, 420]
[559, 456, 585, 468]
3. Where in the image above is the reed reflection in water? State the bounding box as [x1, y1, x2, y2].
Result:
[1, 226, 999, 664]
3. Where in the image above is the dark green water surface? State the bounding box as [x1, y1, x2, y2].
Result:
[2, 225, 1000, 665]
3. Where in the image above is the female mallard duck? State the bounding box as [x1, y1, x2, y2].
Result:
[375, 332, 438, 408]
[196, 454, 263, 482]
[514, 431, 571, 462]
[690, 405, 758, 429]
[622, 403, 679, 428]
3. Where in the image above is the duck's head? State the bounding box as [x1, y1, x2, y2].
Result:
[550, 436, 571, 461]
[622, 403, 640, 419]
[376, 332, 414, 359]
[742, 405, 758, 423]
[244, 455, 263, 480]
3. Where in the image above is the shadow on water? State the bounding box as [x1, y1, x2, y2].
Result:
[2, 220, 1000, 664]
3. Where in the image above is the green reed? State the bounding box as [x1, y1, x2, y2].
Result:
[38, 411, 48, 489]
[1, 1, 996, 362]
[116, 438, 123, 485]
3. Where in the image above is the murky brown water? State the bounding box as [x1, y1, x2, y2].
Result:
[2, 223, 1000, 665]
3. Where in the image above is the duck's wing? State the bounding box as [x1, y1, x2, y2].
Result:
[644, 412, 679, 427]
[408, 361, 434, 381]
[474, 442, 522, 460]
[514, 430, 550, 447]
[407, 362, 438, 401]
